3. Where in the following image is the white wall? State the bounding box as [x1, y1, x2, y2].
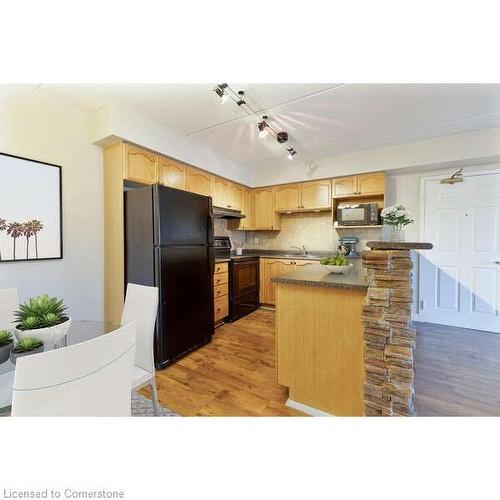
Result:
[0, 85, 104, 320]
[250, 128, 500, 187]
[89, 103, 253, 186]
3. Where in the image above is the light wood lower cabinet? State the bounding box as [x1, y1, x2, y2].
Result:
[276, 282, 365, 416]
[214, 282, 229, 299]
[214, 295, 229, 323]
[259, 258, 317, 305]
[214, 262, 229, 324]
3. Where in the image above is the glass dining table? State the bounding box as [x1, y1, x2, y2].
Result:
[0, 321, 119, 415]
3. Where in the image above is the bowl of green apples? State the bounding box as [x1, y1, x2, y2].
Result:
[319, 254, 354, 273]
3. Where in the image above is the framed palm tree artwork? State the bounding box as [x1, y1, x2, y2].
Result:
[0, 152, 62, 262]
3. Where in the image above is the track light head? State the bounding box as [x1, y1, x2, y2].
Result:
[258, 121, 268, 138]
[214, 84, 229, 105]
[287, 148, 297, 160]
[277, 131, 288, 144]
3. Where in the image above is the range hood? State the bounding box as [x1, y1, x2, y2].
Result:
[212, 206, 246, 219]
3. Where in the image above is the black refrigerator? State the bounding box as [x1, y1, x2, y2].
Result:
[124, 184, 215, 369]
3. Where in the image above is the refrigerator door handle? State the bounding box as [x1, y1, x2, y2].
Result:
[208, 246, 215, 276]
[207, 213, 214, 245]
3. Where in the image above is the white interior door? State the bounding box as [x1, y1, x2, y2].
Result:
[419, 172, 500, 333]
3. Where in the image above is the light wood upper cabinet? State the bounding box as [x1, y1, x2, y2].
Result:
[275, 184, 301, 211]
[158, 157, 186, 191]
[253, 187, 281, 230]
[123, 144, 158, 184]
[333, 173, 385, 197]
[211, 176, 230, 207]
[333, 176, 358, 197]
[300, 179, 332, 210]
[357, 172, 385, 196]
[228, 187, 254, 230]
[186, 167, 212, 197]
[229, 183, 243, 210]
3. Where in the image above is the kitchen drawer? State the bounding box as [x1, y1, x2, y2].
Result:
[214, 282, 229, 299]
[214, 262, 228, 275]
[214, 295, 229, 322]
[213, 272, 228, 287]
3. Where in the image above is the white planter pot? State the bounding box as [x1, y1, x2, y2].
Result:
[15, 317, 72, 345]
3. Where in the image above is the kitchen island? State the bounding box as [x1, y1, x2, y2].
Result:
[272, 261, 367, 416]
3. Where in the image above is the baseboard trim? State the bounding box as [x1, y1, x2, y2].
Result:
[259, 305, 275, 311]
[286, 399, 334, 417]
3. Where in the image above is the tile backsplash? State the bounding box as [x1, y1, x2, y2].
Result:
[214, 213, 381, 253]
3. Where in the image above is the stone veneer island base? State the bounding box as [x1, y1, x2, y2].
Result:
[362, 241, 433, 416]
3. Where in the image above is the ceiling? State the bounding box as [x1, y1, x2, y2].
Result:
[38, 83, 500, 171]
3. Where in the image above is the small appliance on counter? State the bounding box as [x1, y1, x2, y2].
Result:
[214, 236, 259, 322]
[336, 203, 380, 226]
[338, 236, 360, 258]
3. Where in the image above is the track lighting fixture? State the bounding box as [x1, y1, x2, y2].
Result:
[212, 83, 299, 161]
[258, 117, 269, 138]
[214, 84, 229, 105]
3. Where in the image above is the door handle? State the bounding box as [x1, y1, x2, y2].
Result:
[495, 261, 500, 265]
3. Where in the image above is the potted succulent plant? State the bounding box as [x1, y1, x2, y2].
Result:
[10, 337, 44, 364]
[0, 330, 14, 364]
[14, 294, 71, 345]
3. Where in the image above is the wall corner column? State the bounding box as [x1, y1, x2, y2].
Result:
[361, 241, 433, 416]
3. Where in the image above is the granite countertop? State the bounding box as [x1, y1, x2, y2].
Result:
[239, 249, 360, 260]
[215, 257, 231, 263]
[366, 241, 433, 250]
[271, 260, 367, 290]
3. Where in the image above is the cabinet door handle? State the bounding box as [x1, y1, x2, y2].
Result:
[494, 261, 500, 265]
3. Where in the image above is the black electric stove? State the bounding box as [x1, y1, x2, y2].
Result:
[214, 237, 260, 322]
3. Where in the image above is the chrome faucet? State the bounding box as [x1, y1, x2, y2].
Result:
[291, 245, 307, 256]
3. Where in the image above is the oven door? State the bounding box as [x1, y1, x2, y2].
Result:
[230, 258, 259, 322]
[231, 259, 259, 298]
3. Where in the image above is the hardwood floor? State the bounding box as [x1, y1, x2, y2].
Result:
[144, 308, 304, 416]
[414, 321, 500, 416]
[144, 309, 500, 416]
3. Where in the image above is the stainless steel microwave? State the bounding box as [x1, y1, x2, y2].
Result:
[337, 203, 380, 226]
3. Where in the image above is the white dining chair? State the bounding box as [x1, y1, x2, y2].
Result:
[0, 288, 19, 331]
[11, 323, 137, 417]
[121, 283, 160, 415]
